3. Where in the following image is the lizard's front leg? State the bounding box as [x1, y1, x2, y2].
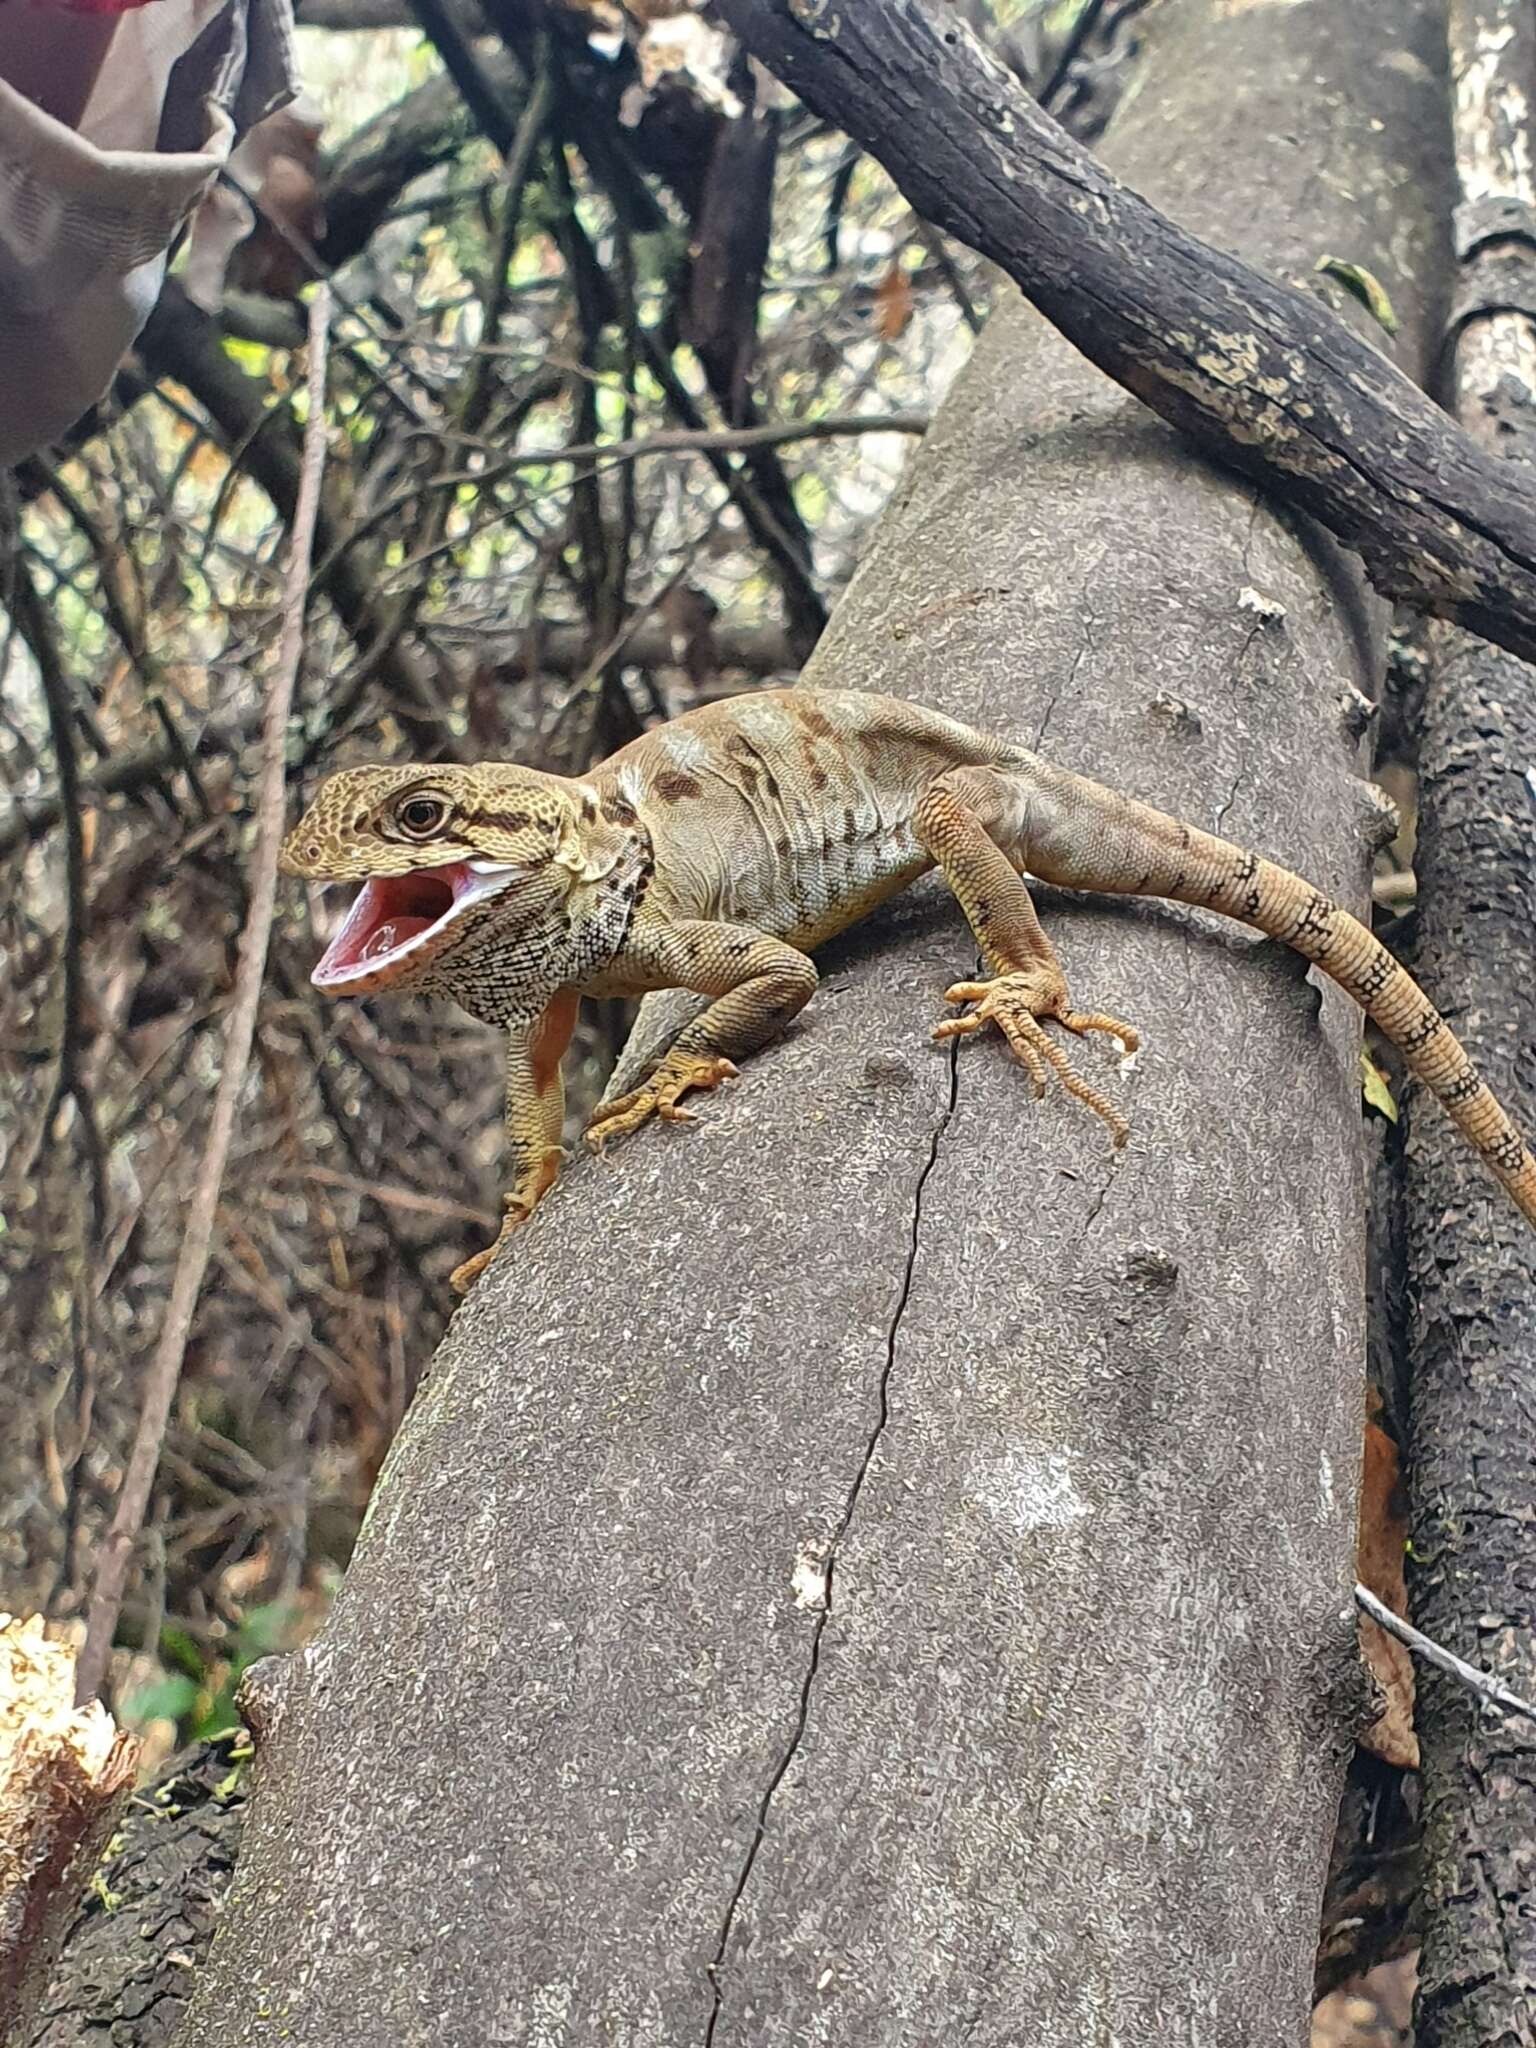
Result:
[451, 988, 579, 1293]
[915, 776, 1139, 1143]
[585, 920, 819, 1149]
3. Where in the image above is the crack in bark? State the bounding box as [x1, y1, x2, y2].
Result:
[1035, 598, 1098, 754]
[701, 1041, 961, 2045]
[1081, 1140, 1123, 1234]
[1213, 767, 1244, 837]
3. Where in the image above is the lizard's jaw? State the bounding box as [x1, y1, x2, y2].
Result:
[310, 861, 514, 995]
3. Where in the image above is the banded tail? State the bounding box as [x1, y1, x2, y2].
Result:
[1030, 768, 1536, 1227]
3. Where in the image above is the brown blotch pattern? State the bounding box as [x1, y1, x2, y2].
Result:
[654, 771, 702, 803]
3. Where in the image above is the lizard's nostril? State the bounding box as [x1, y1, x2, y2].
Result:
[306, 842, 322, 863]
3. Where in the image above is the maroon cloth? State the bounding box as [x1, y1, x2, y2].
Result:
[36, 0, 172, 13]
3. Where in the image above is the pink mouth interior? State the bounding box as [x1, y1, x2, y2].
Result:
[313, 863, 469, 988]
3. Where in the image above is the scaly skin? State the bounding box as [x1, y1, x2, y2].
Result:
[280, 687, 1536, 1290]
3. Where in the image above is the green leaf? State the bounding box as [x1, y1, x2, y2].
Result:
[222, 335, 274, 377]
[214, 1757, 249, 1803]
[122, 1672, 200, 1725]
[1315, 257, 1399, 335]
[1361, 1050, 1398, 1123]
[157, 1624, 205, 1679]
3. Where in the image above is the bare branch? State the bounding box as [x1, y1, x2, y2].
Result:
[1355, 1584, 1536, 1731]
[7, 557, 109, 1235]
[75, 290, 334, 1707]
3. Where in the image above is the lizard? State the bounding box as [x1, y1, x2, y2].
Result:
[278, 686, 1536, 1292]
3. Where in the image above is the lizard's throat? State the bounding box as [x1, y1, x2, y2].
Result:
[310, 860, 514, 995]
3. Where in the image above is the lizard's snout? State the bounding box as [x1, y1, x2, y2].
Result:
[279, 823, 336, 877]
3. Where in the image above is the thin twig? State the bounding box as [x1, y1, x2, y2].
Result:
[278, 1163, 496, 1226]
[215, 166, 442, 429]
[1355, 1582, 1536, 1731]
[906, 217, 982, 335]
[377, 46, 554, 663]
[9, 559, 109, 1234]
[461, 41, 553, 443]
[0, 721, 241, 858]
[311, 411, 929, 592]
[75, 288, 334, 1706]
[454, 409, 930, 472]
[1038, 0, 1108, 111]
[550, 513, 726, 748]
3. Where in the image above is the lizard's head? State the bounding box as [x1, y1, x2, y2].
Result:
[280, 763, 633, 1000]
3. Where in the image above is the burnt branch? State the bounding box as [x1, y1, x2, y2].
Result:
[717, 0, 1536, 667]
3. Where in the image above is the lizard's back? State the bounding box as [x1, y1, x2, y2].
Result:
[592, 688, 1019, 950]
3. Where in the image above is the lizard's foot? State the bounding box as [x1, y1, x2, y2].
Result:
[585, 1049, 739, 1150]
[933, 969, 1139, 1146]
[451, 1203, 526, 1294]
[450, 1227, 511, 1295]
[450, 1149, 562, 1294]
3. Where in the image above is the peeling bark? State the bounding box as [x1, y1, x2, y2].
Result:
[1405, 5, 1536, 2044]
[171, 4, 1451, 2042]
[0, 1620, 138, 2043]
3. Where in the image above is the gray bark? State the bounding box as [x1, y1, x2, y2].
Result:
[1406, 3, 1536, 2042]
[178, 4, 1451, 2043]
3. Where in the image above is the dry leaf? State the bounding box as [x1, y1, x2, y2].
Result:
[1356, 1420, 1418, 1769]
[875, 265, 914, 341]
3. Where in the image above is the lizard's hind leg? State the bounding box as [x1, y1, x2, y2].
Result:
[914, 772, 1139, 1145]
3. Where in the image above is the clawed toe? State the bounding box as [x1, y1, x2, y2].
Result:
[932, 970, 1135, 1145]
[1062, 1008, 1140, 1054]
[585, 1051, 739, 1151]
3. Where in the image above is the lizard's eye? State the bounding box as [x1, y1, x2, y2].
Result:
[396, 795, 449, 839]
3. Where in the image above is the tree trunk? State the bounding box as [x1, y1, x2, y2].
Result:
[175, 4, 1451, 2042]
[1406, 3, 1536, 2042]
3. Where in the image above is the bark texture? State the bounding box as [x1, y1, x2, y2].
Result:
[1405, 4, 1536, 2042]
[179, 5, 1451, 2043]
[22, 1738, 247, 2048]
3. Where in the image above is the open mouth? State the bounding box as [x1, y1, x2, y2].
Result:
[311, 861, 512, 993]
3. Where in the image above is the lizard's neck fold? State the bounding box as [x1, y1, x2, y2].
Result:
[433, 814, 652, 1028]
[568, 814, 652, 985]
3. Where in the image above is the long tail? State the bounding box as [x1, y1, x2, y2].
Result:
[1031, 769, 1536, 1226]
